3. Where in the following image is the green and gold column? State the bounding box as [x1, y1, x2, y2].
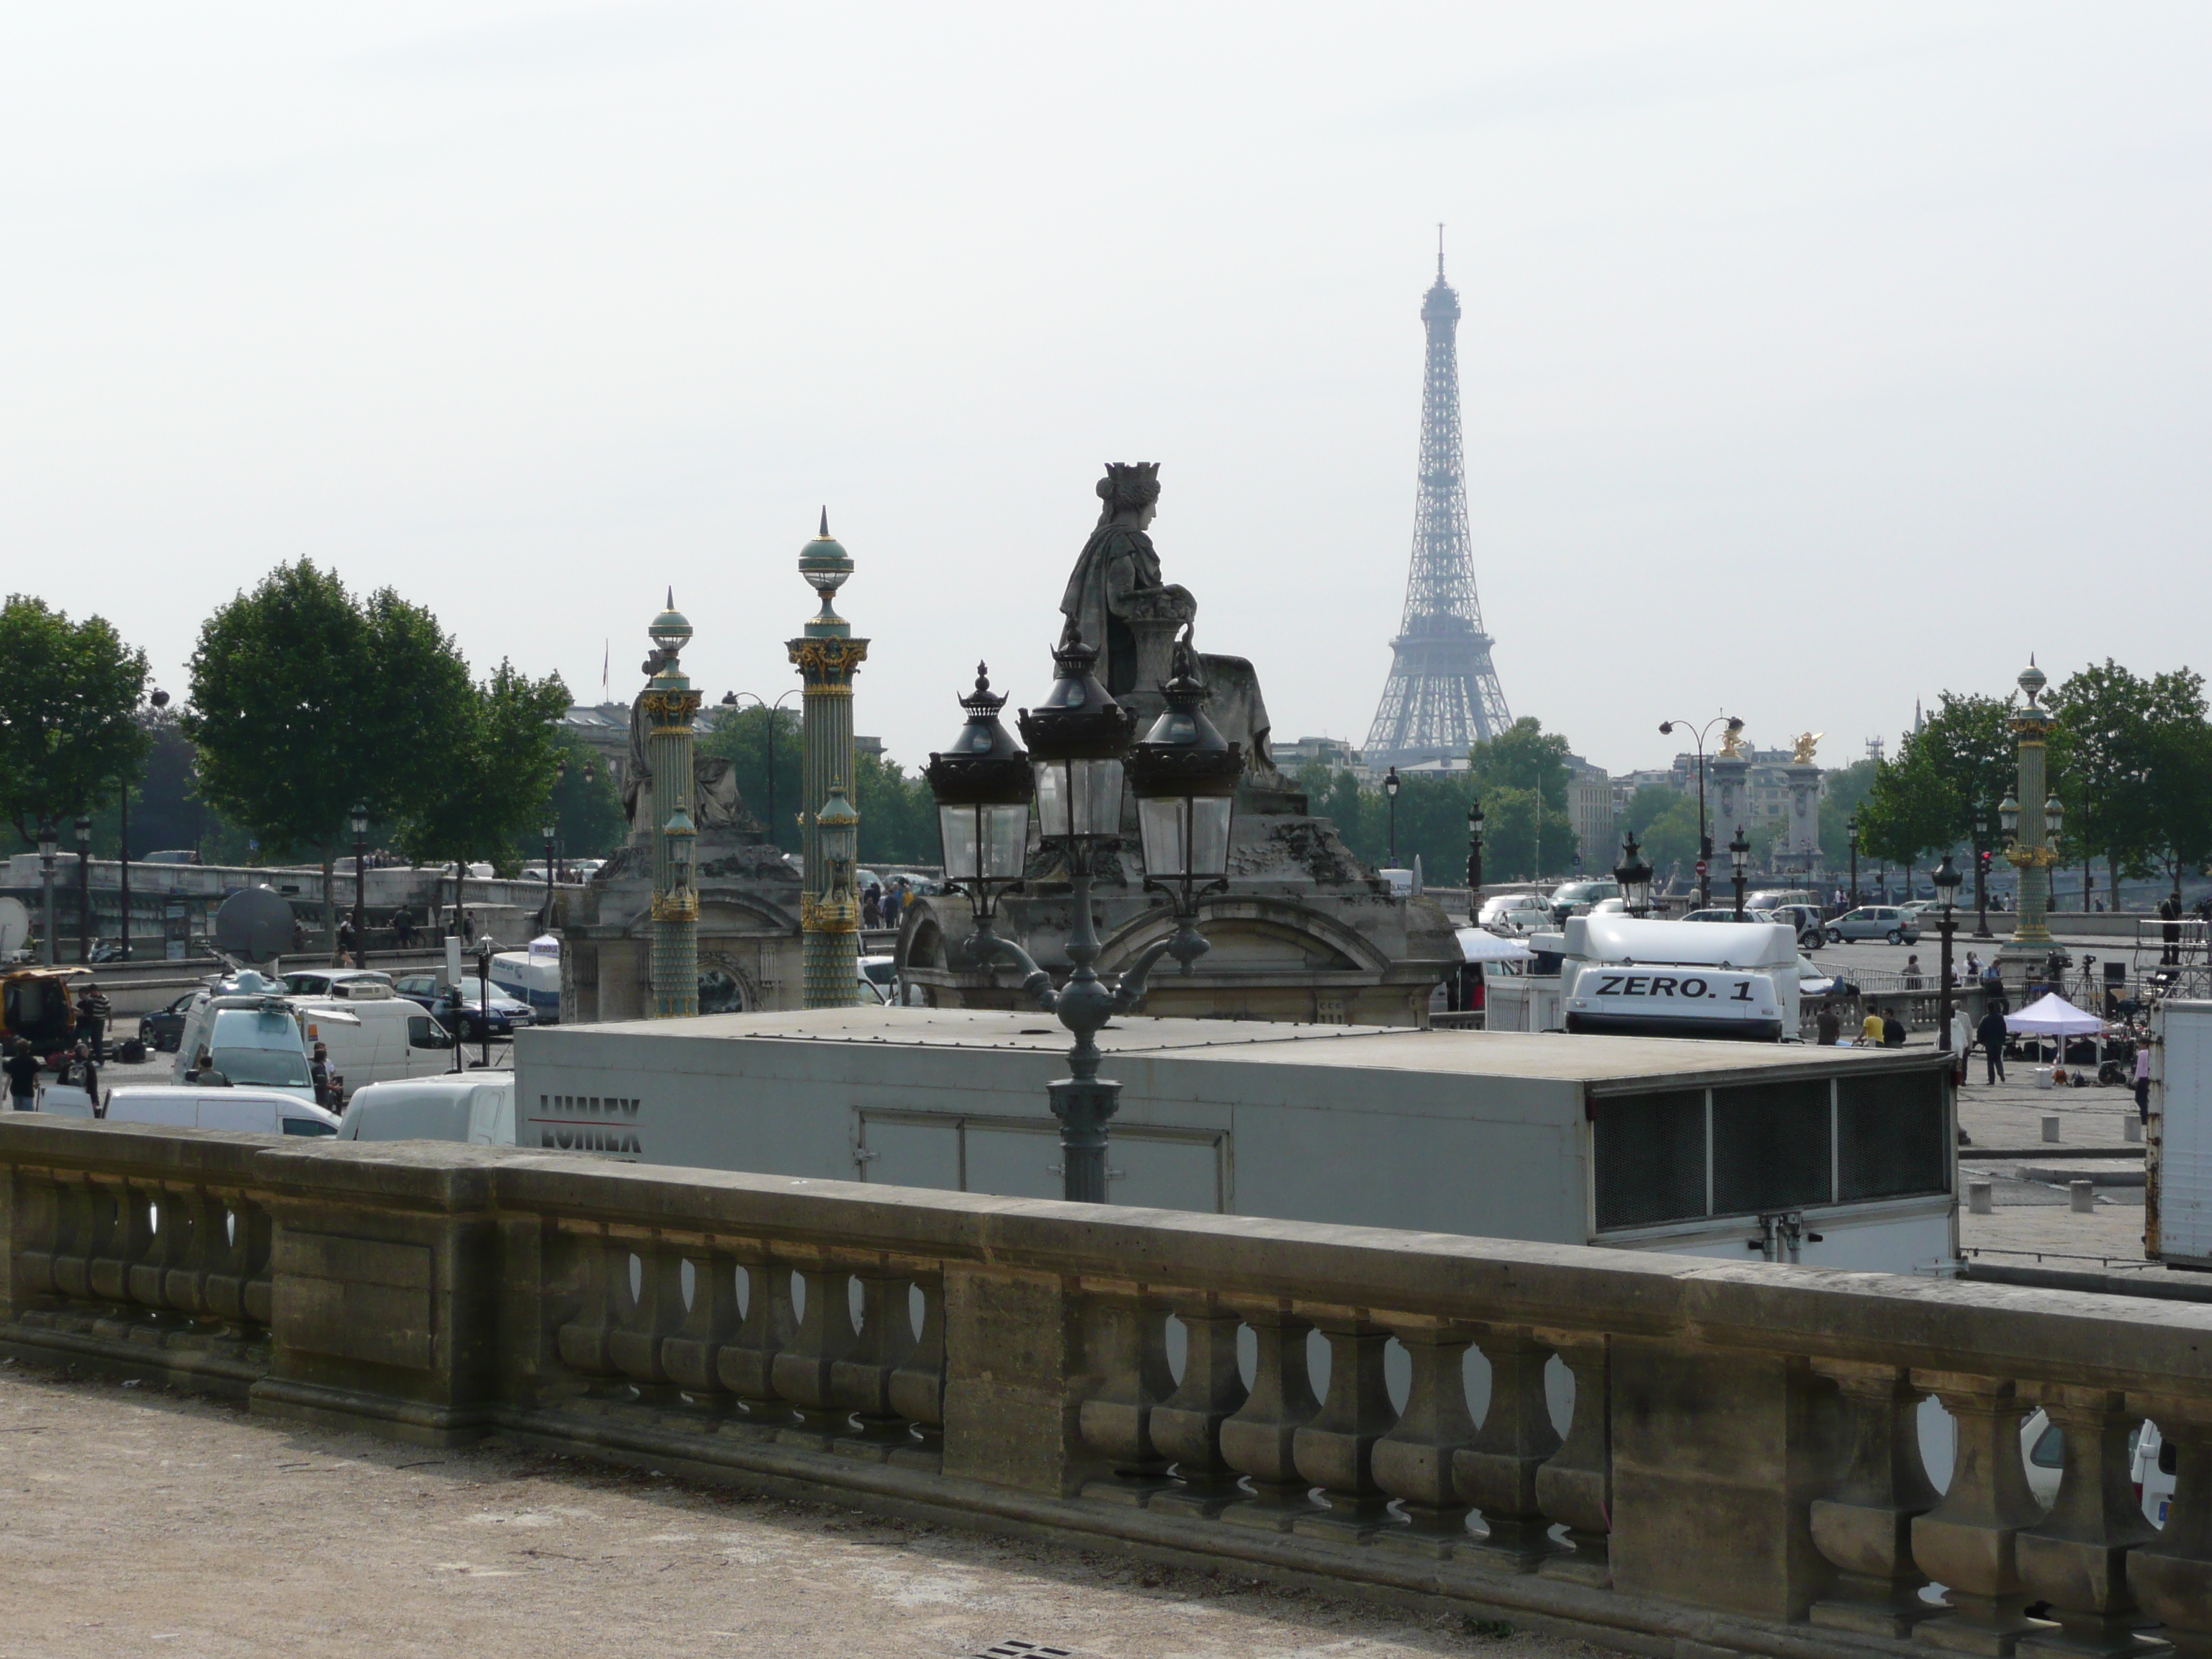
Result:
[788, 513, 868, 1007]
[645, 594, 702, 1017]
[2002, 660, 2062, 953]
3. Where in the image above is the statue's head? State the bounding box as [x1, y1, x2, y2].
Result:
[1096, 462, 1161, 529]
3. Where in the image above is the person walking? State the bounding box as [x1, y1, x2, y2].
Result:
[2161, 892, 2182, 966]
[1948, 1008, 1974, 1085]
[1815, 1004, 1841, 1046]
[1976, 1004, 2009, 1085]
[2136, 1042, 2154, 1123]
[391, 906, 415, 950]
[1902, 954, 1923, 991]
[66, 1040, 99, 1108]
[5, 1038, 40, 1112]
[336, 916, 359, 968]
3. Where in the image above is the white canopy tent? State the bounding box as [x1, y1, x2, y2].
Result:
[2005, 992, 2105, 1036]
[1455, 927, 1534, 964]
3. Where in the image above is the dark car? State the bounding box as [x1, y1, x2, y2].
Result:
[390, 973, 531, 1040]
[138, 991, 199, 1054]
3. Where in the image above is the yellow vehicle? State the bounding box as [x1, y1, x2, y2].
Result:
[0, 967, 81, 1058]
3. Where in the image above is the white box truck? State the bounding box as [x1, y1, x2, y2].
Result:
[2148, 999, 2212, 1266]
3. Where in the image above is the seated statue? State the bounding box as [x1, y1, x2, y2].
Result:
[1061, 463, 1284, 786]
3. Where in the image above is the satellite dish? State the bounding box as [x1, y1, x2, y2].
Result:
[214, 887, 294, 961]
[0, 897, 28, 959]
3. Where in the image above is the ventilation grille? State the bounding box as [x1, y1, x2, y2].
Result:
[1593, 1091, 1706, 1230]
[1713, 1079, 1833, 1215]
[1838, 1071, 1948, 1202]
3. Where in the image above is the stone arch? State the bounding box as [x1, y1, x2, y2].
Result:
[696, 950, 759, 1015]
[1095, 894, 1393, 977]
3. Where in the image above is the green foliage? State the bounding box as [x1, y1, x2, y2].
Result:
[1623, 785, 1701, 878]
[541, 735, 626, 862]
[1856, 752, 1956, 871]
[397, 660, 572, 877]
[853, 747, 938, 866]
[1467, 718, 1572, 801]
[2047, 660, 2209, 896]
[0, 595, 152, 840]
[1817, 757, 1879, 862]
[698, 703, 803, 853]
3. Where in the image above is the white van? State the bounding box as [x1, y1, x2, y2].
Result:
[339, 1074, 516, 1146]
[292, 997, 461, 1091]
[197, 1005, 318, 1100]
[103, 1085, 341, 1137]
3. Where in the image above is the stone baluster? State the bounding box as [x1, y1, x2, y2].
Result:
[19, 1169, 84, 1301]
[1911, 1371, 2053, 1653]
[552, 1227, 625, 1386]
[156, 1185, 222, 1318]
[886, 1271, 946, 1467]
[606, 1234, 688, 1403]
[1809, 1359, 1945, 1637]
[50, 1174, 108, 1303]
[1148, 1298, 1251, 1518]
[714, 1242, 795, 1429]
[1456, 1326, 1563, 1570]
[86, 1176, 150, 1305]
[832, 1268, 917, 1457]
[1537, 1334, 1613, 1586]
[771, 1257, 858, 1447]
[1219, 1307, 1321, 1530]
[1079, 1289, 1179, 1503]
[1373, 1321, 1478, 1556]
[130, 1183, 200, 1313]
[660, 1243, 740, 1413]
[2017, 1385, 2159, 1659]
[2128, 1393, 2212, 1659]
[202, 1190, 270, 1331]
[1291, 1318, 1400, 1540]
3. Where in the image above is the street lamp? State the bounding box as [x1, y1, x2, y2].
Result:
[37, 817, 57, 966]
[1973, 806, 1992, 939]
[75, 815, 91, 964]
[1729, 825, 1750, 921]
[1465, 800, 1484, 900]
[1383, 765, 1401, 866]
[1846, 812, 1861, 909]
[1614, 830, 1654, 920]
[1932, 853, 1962, 1060]
[541, 820, 557, 931]
[1125, 632, 1244, 972]
[930, 622, 1220, 1203]
[351, 804, 369, 963]
[925, 663, 1033, 939]
[720, 690, 801, 850]
[1658, 714, 1743, 909]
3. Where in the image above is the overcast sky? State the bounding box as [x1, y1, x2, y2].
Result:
[4, 4, 2206, 779]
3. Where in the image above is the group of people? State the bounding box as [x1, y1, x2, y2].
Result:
[862, 880, 910, 930]
[6, 1033, 104, 1112]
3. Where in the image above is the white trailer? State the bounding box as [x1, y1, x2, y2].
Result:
[515, 1006, 1956, 1274]
[2149, 999, 2212, 1266]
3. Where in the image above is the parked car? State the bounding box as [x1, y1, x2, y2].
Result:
[101, 1084, 340, 1137]
[390, 973, 534, 1040]
[281, 968, 395, 1000]
[858, 956, 896, 1006]
[1679, 908, 1780, 925]
[1768, 904, 1828, 948]
[138, 991, 199, 1053]
[1478, 893, 1553, 933]
[2020, 1407, 2175, 1526]
[1545, 878, 1621, 924]
[140, 849, 202, 865]
[1825, 907, 1923, 945]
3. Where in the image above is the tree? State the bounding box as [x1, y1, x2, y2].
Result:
[1906, 694, 2017, 848]
[698, 703, 803, 853]
[1623, 786, 1701, 886]
[1817, 757, 1879, 867]
[537, 734, 626, 863]
[397, 661, 572, 881]
[0, 595, 151, 842]
[1467, 718, 1572, 803]
[2048, 661, 2206, 907]
[1856, 751, 1956, 894]
[853, 748, 938, 866]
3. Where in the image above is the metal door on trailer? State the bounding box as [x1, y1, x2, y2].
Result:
[854, 1108, 1228, 1212]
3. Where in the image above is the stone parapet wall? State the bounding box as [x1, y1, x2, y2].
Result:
[2, 1117, 2208, 1658]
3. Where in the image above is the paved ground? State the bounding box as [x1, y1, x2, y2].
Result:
[0, 1362, 1620, 1659]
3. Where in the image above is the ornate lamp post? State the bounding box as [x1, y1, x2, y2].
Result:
[1614, 830, 1654, 920]
[350, 804, 369, 961]
[37, 817, 57, 966]
[1846, 812, 1861, 909]
[1658, 714, 1743, 910]
[1972, 806, 1992, 939]
[1998, 660, 2063, 964]
[1933, 853, 1962, 1056]
[789, 513, 868, 1006]
[74, 815, 91, 963]
[925, 664, 1034, 947]
[1383, 765, 1401, 866]
[928, 624, 1238, 1202]
[1728, 825, 1750, 920]
[719, 689, 801, 850]
[644, 594, 701, 1018]
[1465, 800, 1484, 898]
[541, 819, 557, 928]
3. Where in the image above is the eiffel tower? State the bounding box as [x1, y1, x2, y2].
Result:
[1364, 233, 1511, 767]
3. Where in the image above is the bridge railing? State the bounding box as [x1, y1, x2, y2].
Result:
[2, 1116, 2208, 1659]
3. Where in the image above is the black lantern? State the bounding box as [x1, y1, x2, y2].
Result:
[1017, 619, 1137, 860]
[1933, 852, 1963, 1053]
[925, 663, 1035, 924]
[1465, 799, 1485, 893]
[1124, 631, 1243, 970]
[1933, 851, 1962, 914]
[1998, 793, 2019, 840]
[1728, 824, 1750, 920]
[1383, 764, 1402, 866]
[1614, 830, 1653, 918]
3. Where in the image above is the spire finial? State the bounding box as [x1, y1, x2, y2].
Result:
[665, 585, 673, 608]
[819, 506, 829, 538]
[1437, 222, 1445, 278]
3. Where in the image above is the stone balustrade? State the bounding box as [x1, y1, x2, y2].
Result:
[3, 1115, 2208, 1659]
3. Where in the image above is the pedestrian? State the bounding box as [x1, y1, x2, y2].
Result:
[336, 916, 359, 968]
[1948, 1008, 1973, 1084]
[1883, 1010, 1909, 1048]
[310, 1041, 337, 1110]
[863, 884, 882, 928]
[292, 919, 308, 953]
[2136, 1042, 2154, 1123]
[2161, 893, 2182, 966]
[66, 1039, 100, 1106]
[184, 1047, 232, 1087]
[462, 909, 477, 945]
[1976, 1004, 2009, 1084]
[1902, 954, 1923, 991]
[74, 980, 112, 1057]
[1815, 1003, 1840, 1046]
[1861, 1010, 1885, 1048]
[5, 1038, 40, 1112]
[391, 906, 415, 950]
[1964, 950, 1982, 982]
[881, 884, 903, 930]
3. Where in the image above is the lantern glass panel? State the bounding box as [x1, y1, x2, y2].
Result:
[1033, 757, 1123, 841]
[981, 801, 1029, 881]
[938, 806, 981, 882]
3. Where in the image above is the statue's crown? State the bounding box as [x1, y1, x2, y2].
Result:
[1096, 461, 1161, 509]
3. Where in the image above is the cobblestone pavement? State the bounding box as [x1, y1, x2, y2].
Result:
[0, 1364, 1622, 1659]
